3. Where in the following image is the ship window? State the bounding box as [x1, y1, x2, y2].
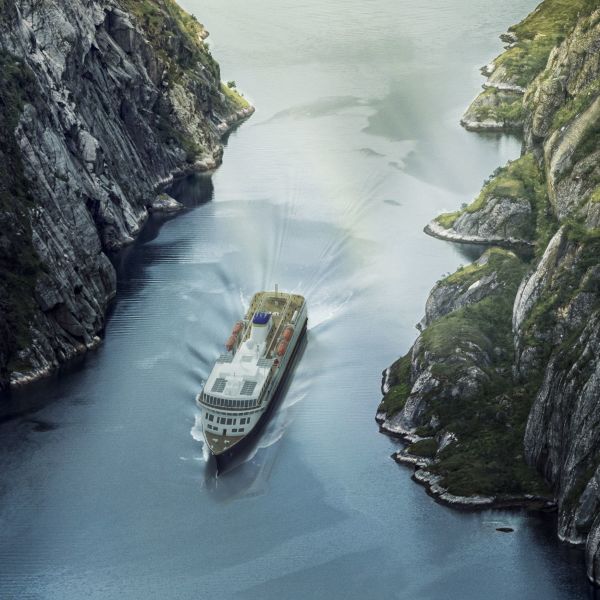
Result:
[227, 418, 233, 425]
[232, 428, 237, 433]
[239, 428, 244, 432]
[208, 414, 214, 422]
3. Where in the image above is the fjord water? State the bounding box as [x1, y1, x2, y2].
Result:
[0, 0, 594, 598]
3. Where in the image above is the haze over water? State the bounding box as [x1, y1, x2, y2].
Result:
[0, 0, 594, 598]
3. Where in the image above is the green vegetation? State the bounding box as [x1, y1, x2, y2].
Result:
[407, 438, 439, 458]
[120, 0, 251, 161]
[523, 221, 600, 354]
[444, 248, 521, 287]
[0, 52, 42, 377]
[413, 251, 549, 496]
[378, 354, 411, 417]
[551, 79, 600, 130]
[468, 154, 544, 213]
[496, 0, 598, 88]
[435, 211, 460, 229]
[410, 0, 598, 501]
[431, 386, 550, 497]
[434, 154, 555, 248]
[571, 115, 600, 166]
[221, 82, 251, 111]
[121, 0, 219, 83]
[469, 88, 525, 127]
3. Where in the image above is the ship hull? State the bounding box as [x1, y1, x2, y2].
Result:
[209, 320, 307, 474]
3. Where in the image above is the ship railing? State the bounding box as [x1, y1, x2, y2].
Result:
[257, 362, 279, 406]
[200, 393, 260, 411]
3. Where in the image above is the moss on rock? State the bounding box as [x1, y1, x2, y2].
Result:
[378, 354, 411, 417]
[0, 52, 42, 380]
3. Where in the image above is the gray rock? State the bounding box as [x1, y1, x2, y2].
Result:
[150, 193, 184, 213]
[0, 0, 253, 386]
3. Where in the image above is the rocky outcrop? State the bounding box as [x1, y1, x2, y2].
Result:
[377, 249, 550, 502]
[419, 249, 518, 329]
[0, 0, 253, 387]
[427, 153, 546, 250]
[461, 87, 524, 132]
[381, 1, 600, 586]
[425, 199, 534, 249]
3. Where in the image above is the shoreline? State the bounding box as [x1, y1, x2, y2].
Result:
[423, 220, 534, 252]
[376, 414, 557, 512]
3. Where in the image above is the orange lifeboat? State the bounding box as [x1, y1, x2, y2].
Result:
[225, 334, 237, 351]
[277, 340, 288, 357]
[226, 321, 244, 351]
[282, 326, 294, 342]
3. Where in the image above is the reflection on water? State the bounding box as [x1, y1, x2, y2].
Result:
[0, 0, 595, 598]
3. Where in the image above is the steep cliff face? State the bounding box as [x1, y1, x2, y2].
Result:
[0, 0, 252, 387]
[380, 1, 600, 586]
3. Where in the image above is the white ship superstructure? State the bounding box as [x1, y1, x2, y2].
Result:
[197, 290, 307, 462]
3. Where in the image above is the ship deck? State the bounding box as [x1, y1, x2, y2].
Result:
[203, 291, 305, 457]
[205, 433, 242, 455]
[241, 291, 305, 354]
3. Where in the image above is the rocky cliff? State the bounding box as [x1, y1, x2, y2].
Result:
[379, 0, 600, 586]
[0, 0, 253, 387]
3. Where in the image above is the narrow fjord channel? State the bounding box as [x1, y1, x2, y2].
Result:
[0, 0, 594, 598]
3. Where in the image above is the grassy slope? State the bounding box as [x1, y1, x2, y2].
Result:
[121, 0, 249, 109]
[381, 249, 549, 496]
[434, 154, 556, 250]
[466, 0, 598, 130]
[388, 0, 599, 500]
[120, 0, 250, 162]
[497, 0, 597, 87]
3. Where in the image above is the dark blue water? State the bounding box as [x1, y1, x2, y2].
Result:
[0, 0, 596, 597]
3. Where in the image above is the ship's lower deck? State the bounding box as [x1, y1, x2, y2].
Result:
[203, 433, 243, 455]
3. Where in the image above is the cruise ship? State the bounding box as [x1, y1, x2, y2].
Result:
[197, 290, 307, 472]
